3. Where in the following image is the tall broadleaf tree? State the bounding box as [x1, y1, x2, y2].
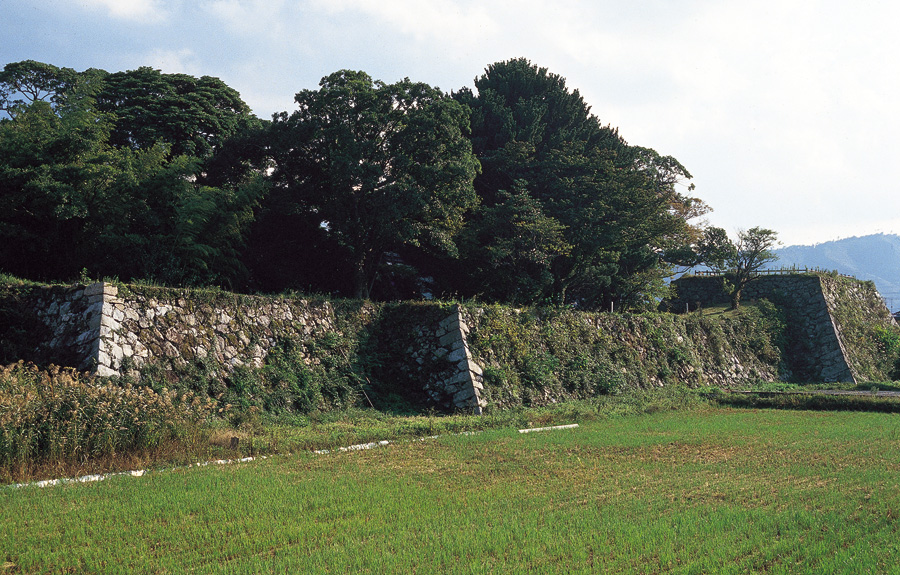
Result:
[0, 61, 264, 286]
[267, 70, 480, 299]
[95, 67, 256, 159]
[0, 60, 82, 116]
[441, 58, 706, 309]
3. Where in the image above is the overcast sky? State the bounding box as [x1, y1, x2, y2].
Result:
[3, 0, 898, 247]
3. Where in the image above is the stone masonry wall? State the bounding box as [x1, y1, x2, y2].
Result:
[12, 284, 486, 412]
[669, 274, 895, 383]
[460, 305, 782, 408]
[93, 284, 347, 377]
[819, 275, 899, 382]
[4, 274, 893, 412]
[22, 283, 103, 371]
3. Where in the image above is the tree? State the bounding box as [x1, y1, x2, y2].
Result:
[0, 63, 263, 287]
[696, 226, 779, 309]
[454, 180, 571, 304]
[0, 60, 79, 116]
[95, 67, 255, 159]
[726, 227, 780, 309]
[268, 70, 479, 299]
[441, 59, 706, 310]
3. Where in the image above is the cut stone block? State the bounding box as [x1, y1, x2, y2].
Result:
[438, 331, 462, 347]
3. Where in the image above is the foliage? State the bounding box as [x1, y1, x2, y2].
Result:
[132, 335, 362, 418]
[713, 389, 900, 413]
[823, 273, 900, 381]
[267, 70, 480, 299]
[0, 362, 216, 472]
[0, 281, 54, 366]
[0, 60, 81, 115]
[466, 304, 782, 408]
[0, 62, 264, 287]
[1, 58, 715, 308]
[94, 66, 256, 159]
[737, 299, 787, 365]
[430, 58, 707, 310]
[698, 226, 780, 309]
[873, 325, 900, 380]
[453, 181, 571, 304]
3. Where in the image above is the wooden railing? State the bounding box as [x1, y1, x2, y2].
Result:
[690, 267, 860, 279]
[691, 268, 811, 277]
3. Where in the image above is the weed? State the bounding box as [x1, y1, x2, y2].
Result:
[0, 362, 216, 481]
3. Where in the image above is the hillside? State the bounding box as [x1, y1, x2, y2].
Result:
[775, 233, 900, 311]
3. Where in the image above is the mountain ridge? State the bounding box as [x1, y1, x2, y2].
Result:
[773, 233, 900, 312]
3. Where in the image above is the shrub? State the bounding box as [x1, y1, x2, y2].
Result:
[873, 325, 900, 380]
[0, 362, 216, 469]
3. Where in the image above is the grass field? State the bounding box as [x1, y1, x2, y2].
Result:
[4, 405, 900, 574]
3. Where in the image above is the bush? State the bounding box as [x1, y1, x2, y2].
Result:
[873, 325, 900, 380]
[0, 362, 216, 469]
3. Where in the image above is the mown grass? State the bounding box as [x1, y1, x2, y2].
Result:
[4, 407, 900, 574]
[258, 385, 706, 452]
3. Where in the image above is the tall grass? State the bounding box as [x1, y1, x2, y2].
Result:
[0, 361, 217, 480]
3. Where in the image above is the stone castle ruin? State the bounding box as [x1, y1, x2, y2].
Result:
[1, 272, 896, 412]
[667, 273, 898, 383]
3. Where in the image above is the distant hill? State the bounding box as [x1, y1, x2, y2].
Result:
[773, 233, 900, 312]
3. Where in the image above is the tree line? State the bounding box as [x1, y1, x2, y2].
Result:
[0, 58, 772, 311]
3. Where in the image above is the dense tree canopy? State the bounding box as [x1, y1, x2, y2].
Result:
[95, 67, 256, 159]
[0, 61, 264, 286]
[428, 58, 707, 310]
[0, 60, 80, 115]
[0, 58, 735, 308]
[264, 70, 479, 299]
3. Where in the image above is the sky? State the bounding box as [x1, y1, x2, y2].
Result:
[3, 0, 899, 247]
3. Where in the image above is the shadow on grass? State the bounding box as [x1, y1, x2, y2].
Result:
[712, 391, 900, 413]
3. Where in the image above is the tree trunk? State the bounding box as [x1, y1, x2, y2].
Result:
[352, 250, 383, 300]
[352, 259, 370, 300]
[731, 288, 742, 310]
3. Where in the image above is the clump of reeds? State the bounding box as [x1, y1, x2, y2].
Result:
[0, 361, 217, 471]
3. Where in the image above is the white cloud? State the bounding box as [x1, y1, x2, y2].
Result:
[78, 0, 169, 22]
[205, 0, 289, 36]
[308, 0, 499, 48]
[144, 48, 202, 75]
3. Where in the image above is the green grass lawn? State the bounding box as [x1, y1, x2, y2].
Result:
[4, 406, 900, 574]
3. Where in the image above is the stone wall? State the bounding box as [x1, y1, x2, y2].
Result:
[93, 284, 348, 377]
[2, 274, 895, 412]
[401, 306, 486, 413]
[668, 273, 897, 383]
[461, 305, 781, 408]
[819, 275, 899, 382]
[3, 283, 486, 412]
[0, 283, 102, 371]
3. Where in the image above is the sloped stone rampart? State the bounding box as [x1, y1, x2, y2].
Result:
[669, 274, 897, 383]
[393, 305, 486, 412]
[434, 306, 486, 413]
[4, 274, 894, 411]
[819, 275, 899, 382]
[460, 306, 781, 408]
